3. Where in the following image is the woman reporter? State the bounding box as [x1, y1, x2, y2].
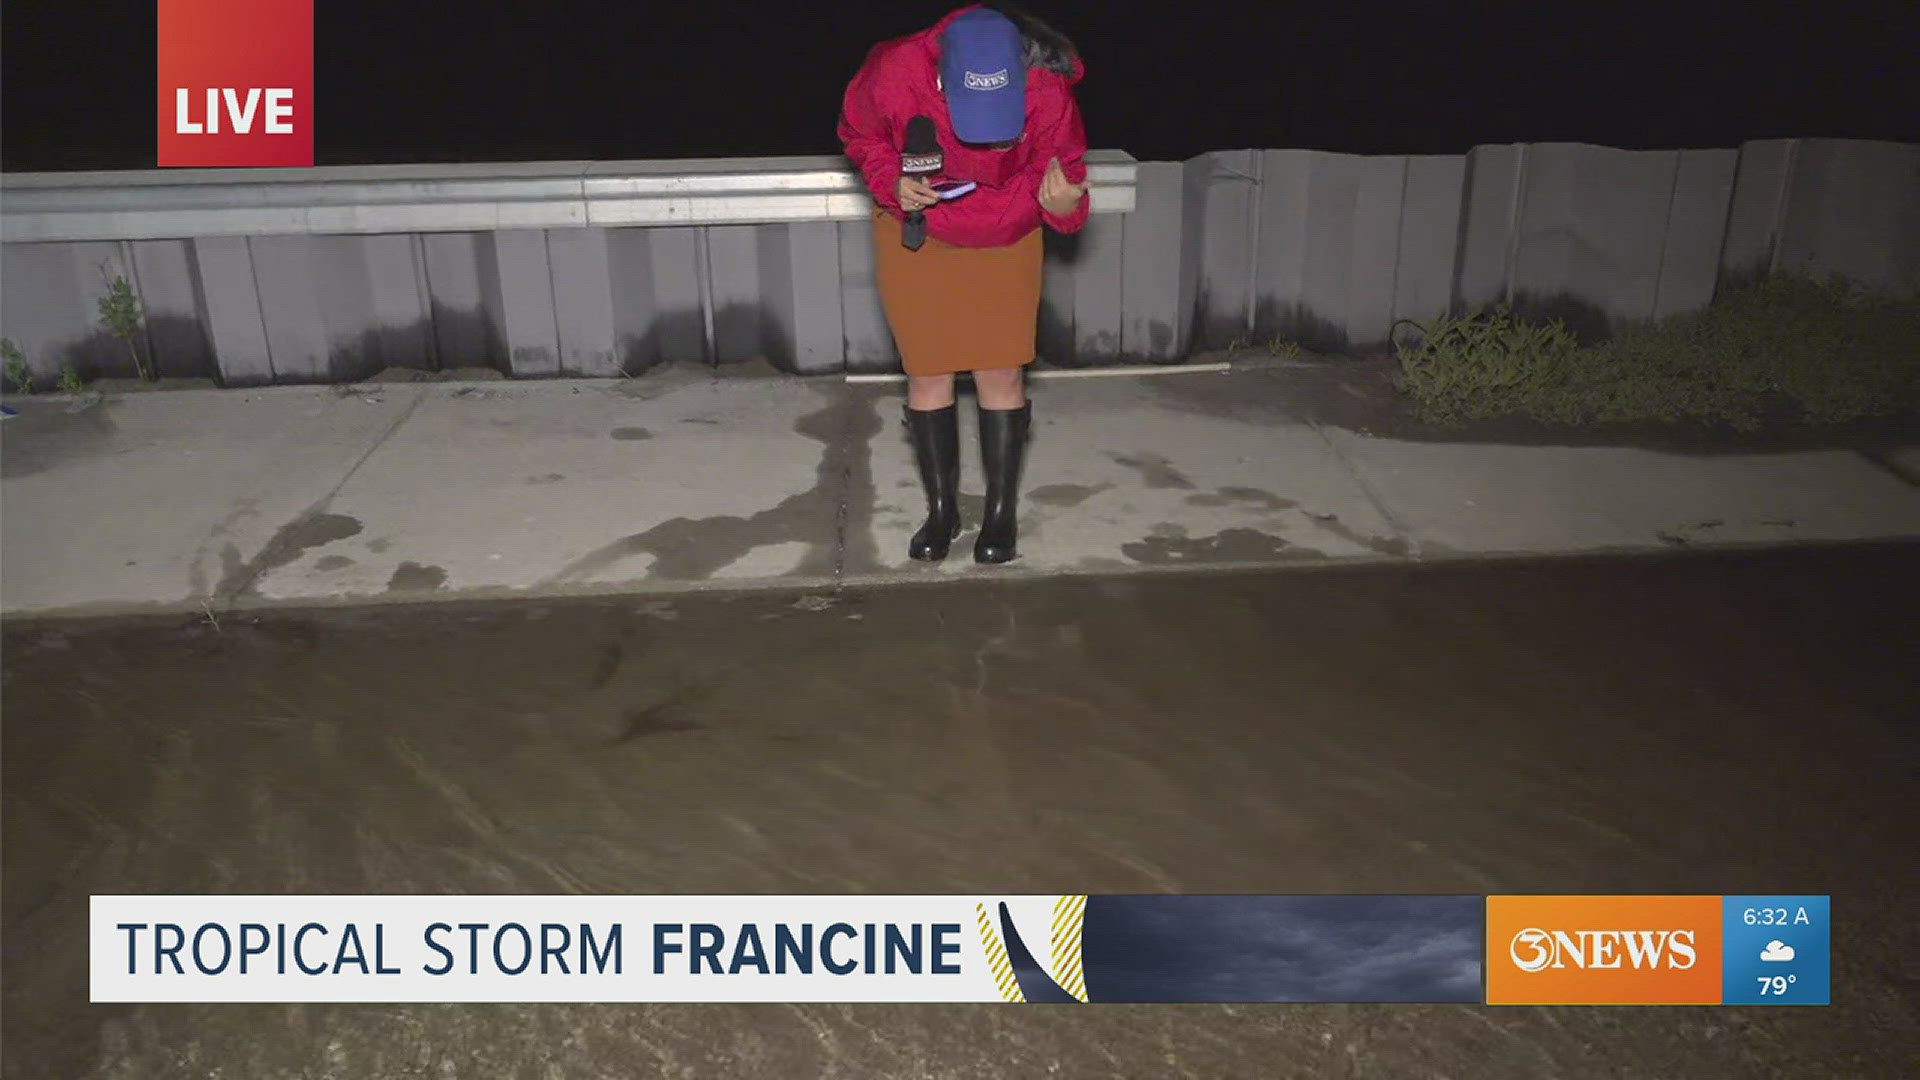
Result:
[838, 4, 1091, 564]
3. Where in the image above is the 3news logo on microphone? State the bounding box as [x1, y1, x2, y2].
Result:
[158, 0, 314, 167]
[899, 115, 942, 251]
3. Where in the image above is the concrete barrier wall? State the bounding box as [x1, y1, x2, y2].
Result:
[2, 139, 1914, 385]
[1191, 137, 1913, 352]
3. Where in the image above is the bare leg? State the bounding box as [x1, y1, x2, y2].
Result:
[972, 366, 1027, 410]
[907, 373, 957, 411]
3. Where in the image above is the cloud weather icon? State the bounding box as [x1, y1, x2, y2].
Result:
[1761, 940, 1795, 962]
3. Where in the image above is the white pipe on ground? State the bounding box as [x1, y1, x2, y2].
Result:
[844, 362, 1232, 383]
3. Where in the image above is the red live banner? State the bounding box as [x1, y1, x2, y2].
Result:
[158, 0, 314, 167]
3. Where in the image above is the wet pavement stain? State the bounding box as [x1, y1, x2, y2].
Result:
[1303, 511, 1411, 557]
[610, 427, 653, 441]
[385, 562, 448, 592]
[190, 498, 271, 598]
[632, 600, 679, 621]
[1030, 483, 1110, 508]
[587, 640, 624, 689]
[208, 496, 264, 539]
[614, 702, 703, 742]
[313, 555, 354, 572]
[4, 545, 1916, 1076]
[1122, 525, 1318, 565]
[1107, 452, 1196, 490]
[214, 511, 363, 598]
[216, 543, 244, 592]
[527, 473, 567, 484]
[1185, 486, 1297, 511]
[958, 493, 987, 529]
[1657, 520, 1726, 548]
[0, 396, 121, 480]
[550, 390, 883, 582]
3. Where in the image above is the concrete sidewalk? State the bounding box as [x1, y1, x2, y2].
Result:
[4, 362, 1919, 618]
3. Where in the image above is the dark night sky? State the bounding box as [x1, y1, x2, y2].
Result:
[2, 0, 1915, 171]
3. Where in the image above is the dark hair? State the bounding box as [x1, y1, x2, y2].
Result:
[980, 3, 1079, 75]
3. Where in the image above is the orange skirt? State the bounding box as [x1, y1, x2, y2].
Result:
[872, 207, 1043, 376]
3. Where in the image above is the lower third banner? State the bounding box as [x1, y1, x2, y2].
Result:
[92, 894, 1484, 1003]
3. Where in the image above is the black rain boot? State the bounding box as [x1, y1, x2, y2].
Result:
[905, 404, 961, 561]
[974, 401, 1031, 565]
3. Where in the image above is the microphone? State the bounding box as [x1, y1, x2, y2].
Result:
[900, 115, 941, 251]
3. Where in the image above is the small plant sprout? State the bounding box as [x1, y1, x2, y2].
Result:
[2, 339, 31, 394]
[96, 265, 151, 382]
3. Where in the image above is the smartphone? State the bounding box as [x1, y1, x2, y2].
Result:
[931, 179, 977, 200]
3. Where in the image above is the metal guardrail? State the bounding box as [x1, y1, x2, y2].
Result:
[0, 152, 1139, 242]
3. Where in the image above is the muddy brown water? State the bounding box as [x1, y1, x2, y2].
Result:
[4, 545, 1917, 1078]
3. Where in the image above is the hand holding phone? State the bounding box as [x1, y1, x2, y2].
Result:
[931, 179, 976, 200]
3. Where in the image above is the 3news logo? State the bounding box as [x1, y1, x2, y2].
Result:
[158, 0, 314, 167]
[1507, 926, 1700, 973]
[1486, 895, 1829, 1005]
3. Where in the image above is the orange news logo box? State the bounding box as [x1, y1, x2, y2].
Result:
[1486, 896, 1724, 1005]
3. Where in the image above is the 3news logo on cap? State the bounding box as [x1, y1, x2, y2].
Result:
[939, 9, 1027, 145]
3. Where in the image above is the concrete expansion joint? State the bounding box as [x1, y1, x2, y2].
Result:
[1302, 416, 1416, 551]
[204, 388, 428, 608]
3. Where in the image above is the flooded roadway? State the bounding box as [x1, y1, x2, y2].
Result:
[4, 544, 1917, 1078]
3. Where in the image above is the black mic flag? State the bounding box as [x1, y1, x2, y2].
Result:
[901, 115, 940, 251]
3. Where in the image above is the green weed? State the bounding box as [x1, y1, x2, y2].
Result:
[2, 338, 30, 394]
[96, 266, 151, 381]
[1393, 276, 1920, 429]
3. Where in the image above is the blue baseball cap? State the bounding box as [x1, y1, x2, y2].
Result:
[940, 9, 1027, 144]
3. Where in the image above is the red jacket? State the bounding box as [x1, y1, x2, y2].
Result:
[837, 5, 1091, 248]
